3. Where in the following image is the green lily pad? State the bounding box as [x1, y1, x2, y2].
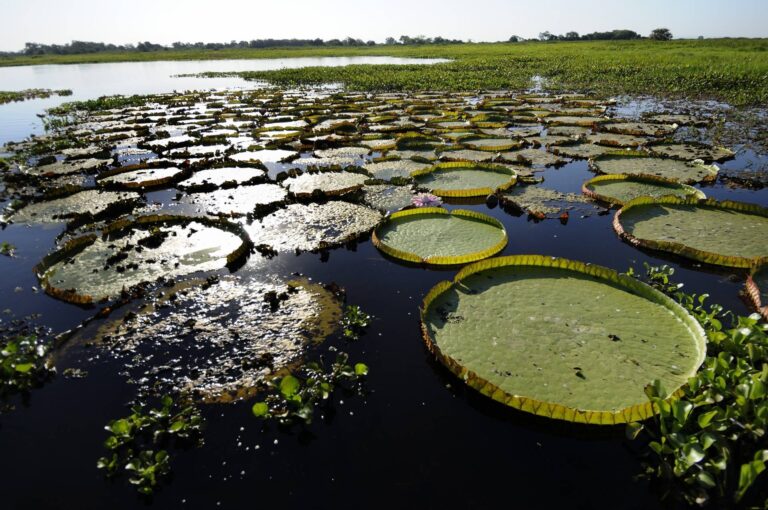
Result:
[583, 174, 705, 206]
[647, 143, 734, 162]
[586, 133, 649, 148]
[412, 162, 517, 198]
[36, 215, 250, 304]
[550, 144, 617, 160]
[501, 185, 594, 217]
[438, 149, 498, 163]
[245, 202, 382, 252]
[230, 149, 296, 164]
[282, 171, 368, 197]
[600, 122, 677, 137]
[460, 137, 524, 152]
[590, 153, 719, 184]
[8, 190, 142, 224]
[420, 255, 707, 424]
[373, 208, 507, 265]
[615, 197, 768, 267]
[501, 148, 569, 167]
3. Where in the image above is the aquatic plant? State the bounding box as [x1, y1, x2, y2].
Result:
[341, 305, 372, 340]
[410, 192, 442, 207]
[627, 264, 768, 508]
[0, 334, 54, 409]
[0, 241, 16, 256]
[250, 352, 368, 425]
[97, 396, 204, 495]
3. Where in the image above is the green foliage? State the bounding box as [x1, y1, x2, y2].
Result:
[0, 241, 16, 256]
[341, 304, 372, 340]
[251, 352, 368, 425]
[0, 88, 71, 105]
[627, 264, 768, 507]
[0, 40, 765, 104]
[0, 334, 54, 406]
[97, 396, 204, 495]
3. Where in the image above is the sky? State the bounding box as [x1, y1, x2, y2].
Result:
[1, 0, 766, 51]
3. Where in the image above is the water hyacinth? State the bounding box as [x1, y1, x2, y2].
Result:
[411, 193, 442, 207]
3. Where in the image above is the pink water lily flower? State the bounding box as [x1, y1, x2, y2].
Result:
[411, 193, 442, 207]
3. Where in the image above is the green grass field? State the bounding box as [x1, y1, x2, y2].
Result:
[2, 39, 767, 105]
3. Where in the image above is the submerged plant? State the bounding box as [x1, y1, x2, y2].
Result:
[97, 396, 204, 495]
[627, 264, 768, 508]
[341, 304, 372, 340]
[251, 352, 368, 425]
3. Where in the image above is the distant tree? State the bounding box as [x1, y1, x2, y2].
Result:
[539, 31, 558, 42]
[366, 40, 376, 46]
[563, 31, 580, 41]
[649, 28, 673, 41]
[508, 35, 521, 42]
[385, 37, 397, 45]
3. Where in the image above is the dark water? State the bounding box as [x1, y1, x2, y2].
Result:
[2, 154, 766, 509]
[1, 68, 767, 510]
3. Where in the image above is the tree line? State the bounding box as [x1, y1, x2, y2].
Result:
[509, 28, 673, 42]
[2, 29, 676, 57]
[7, 36, 464, 56]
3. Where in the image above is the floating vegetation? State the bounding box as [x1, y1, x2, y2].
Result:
[25, 157, 110, 177]
[501, 184, 594, 218]
[550, 143, 617, 160]
[99, 166, 187, 190]
[420, 255, 707, 424]
[251, 352, 368, 425]
[282, 171, 368, 197]
[177, 167, 266, 191]
[412, 162, 517, 198]
[7, 190, 142, 224]
[230, 149, 296, 164]
[361, 184, 414, 212]
[80, 276, 342, 402]
[0, 334, 54, 411]
[614, 197, 768, 268]
[0, 88, 72, 105]
[502, 148, 569, 167]
[373, 208, 507, 265]
[600, 122, 677, 137]
[590, 153, 719, 184]
[646, 142, 735, 162]
[245, 202, 382, 253]
[363, 159, 429, 181]
[182, 184, 287, 216]
[582, 174, 705, 206]
[340, 305, 372, 341]
[36, 215, 250, 304]
[97, 396, 204, 495]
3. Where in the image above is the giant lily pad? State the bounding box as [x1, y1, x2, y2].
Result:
[582, 174, 705, 206]
[614, 197, 768, 268]
[177, 167, 266, 190]
[362, 184, 414, 212]
[364, 159, 430, 181]
[412, 162, 517, 198]
[25, 158, 110, 177]
[282, 171, 368, 197]
[183, 184, 287, 216]
[8, 190, 142, 224]
[36, 215, 251, 304]
[420, 255, 707, 424]
[501, 185, 594, 218]
[590, 153, 718, 184]
[245, 202, 382, 252]
[99, 166, 187, 189]
[647, 143, 734, 162]
[74, 276, 342, 402]
[373, 208, 507, 265]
